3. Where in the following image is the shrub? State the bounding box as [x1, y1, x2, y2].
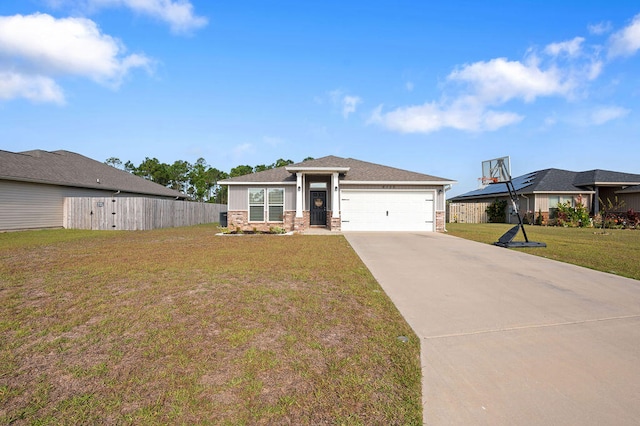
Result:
[626, 209, 640, 228]
[555, 201, 590, 227]
[485, 199, 508, 223]
[598, 196, 625, 230]
[269, 226, 286, 234]
[598, 209, 640, 230]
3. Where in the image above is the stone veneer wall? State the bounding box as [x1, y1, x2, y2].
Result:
[227, 210, 298, 232]
[294, 211, 310, 232]
[328, 211, 341, 231]
[436, 211, 445, 232]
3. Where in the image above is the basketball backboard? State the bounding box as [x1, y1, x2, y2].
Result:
[481, 156, 511, 184]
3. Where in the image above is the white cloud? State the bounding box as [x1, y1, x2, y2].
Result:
[405, 81, 414, 92]
[369, 98, 523, 134]
[0, 72, 65, 104]
[590, 105, 629, 125]
[448, 57, 574, 103]
[342, 95, 361, 118]
[544, 37, 585, 57]
[0, 13, 151, 103]
[96, 0, 207, 34]
[49, 0, 207, 33]
[328, 89, 362, 118]
[371, 32, 610, 135]
[608, 13, 640, 58]
[588, 21, 612, 35]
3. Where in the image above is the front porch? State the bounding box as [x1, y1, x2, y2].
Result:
[225, 168, 345, 233]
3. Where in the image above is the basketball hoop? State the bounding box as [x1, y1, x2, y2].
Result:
[478, 176, 498, 187]
[479, 155, 546, 248]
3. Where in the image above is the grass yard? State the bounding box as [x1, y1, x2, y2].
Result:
[446, 223, 640, 281]
[0, 225, 422, 425]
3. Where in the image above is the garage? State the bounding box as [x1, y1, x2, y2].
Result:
[340, 190, 435, 231]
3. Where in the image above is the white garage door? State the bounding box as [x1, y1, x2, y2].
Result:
[340, 190, 435, 231]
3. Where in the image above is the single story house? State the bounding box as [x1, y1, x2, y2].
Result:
[449, 168, 640, 224]
[220, 155, 456, 232]
[0, 149, 188, 231]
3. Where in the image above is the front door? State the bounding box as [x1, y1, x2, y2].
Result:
[310, 191, 327, 226]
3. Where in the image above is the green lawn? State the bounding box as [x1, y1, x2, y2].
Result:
[446, 223, 640, 281]
[0, 225, 422, 425]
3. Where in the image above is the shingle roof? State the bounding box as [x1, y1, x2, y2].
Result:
[219, 167, 297, 183]
[575, 169, 640, 186]
[617, 184, 640, 194]
[451, 167, 640, 201]
[220, 155, 455, 184]
[0, 149, 186, 198]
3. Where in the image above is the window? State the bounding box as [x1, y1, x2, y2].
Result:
[549, 195, 574, 218]
[268, 188, 284, 222]
[248, 188, 285, 222]
[249, 188, 265, 221]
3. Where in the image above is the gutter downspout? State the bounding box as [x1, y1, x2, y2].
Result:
[521, 193, 529, 224]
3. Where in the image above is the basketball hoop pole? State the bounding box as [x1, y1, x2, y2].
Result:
[482, 156, 546, 248]
[507, 179, 530, 242]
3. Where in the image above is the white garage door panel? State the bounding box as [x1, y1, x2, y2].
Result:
[341, 190, 434, 231]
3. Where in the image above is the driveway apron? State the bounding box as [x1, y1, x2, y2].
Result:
[344, 232, 640, 426]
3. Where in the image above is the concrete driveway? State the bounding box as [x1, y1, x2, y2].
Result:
[344, 232, 640, 426]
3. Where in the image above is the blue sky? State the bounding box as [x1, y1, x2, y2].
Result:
[1, 1, 639, 196]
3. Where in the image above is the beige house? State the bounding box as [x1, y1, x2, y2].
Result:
[0, 149, 188, 231]
[449, 168, 640, 224]
[220, 156, 456, 232]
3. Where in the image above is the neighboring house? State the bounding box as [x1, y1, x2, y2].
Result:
[220, 155, 456, 232]
[449, 168, 640, 224]
[0, 149, 187, 231]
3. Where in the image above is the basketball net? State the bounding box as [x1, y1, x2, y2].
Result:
[478, 176, 498, 188]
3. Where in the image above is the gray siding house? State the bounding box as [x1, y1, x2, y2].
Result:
[220, 156, 456, 232]
[0, 149, 187, 231]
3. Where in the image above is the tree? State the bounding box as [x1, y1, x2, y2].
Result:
[108, 155, 306, 204]
[486, 199, 508, 223]
[124, 160, 137, 173]
[272, 158, 293, 168]
[230, 165, 253, 177]
[105, 157, 122, 169]
[254, 164, 271, 173]
[168, 160, 191, 192]
[133, 157, 171, 186]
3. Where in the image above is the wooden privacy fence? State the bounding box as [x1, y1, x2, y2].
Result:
[64, 197, 226, 230]
[447, 202, 490, 224]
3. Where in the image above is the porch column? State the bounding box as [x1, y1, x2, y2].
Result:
[296, 173, 303, 217]
[331, 172, 339, 217]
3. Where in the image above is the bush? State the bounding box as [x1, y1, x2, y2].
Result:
[555, 201, 590, 227]
[269, 226, 286, 234]
[485, 199, 508, 223]
[597, 209, 640, 229]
